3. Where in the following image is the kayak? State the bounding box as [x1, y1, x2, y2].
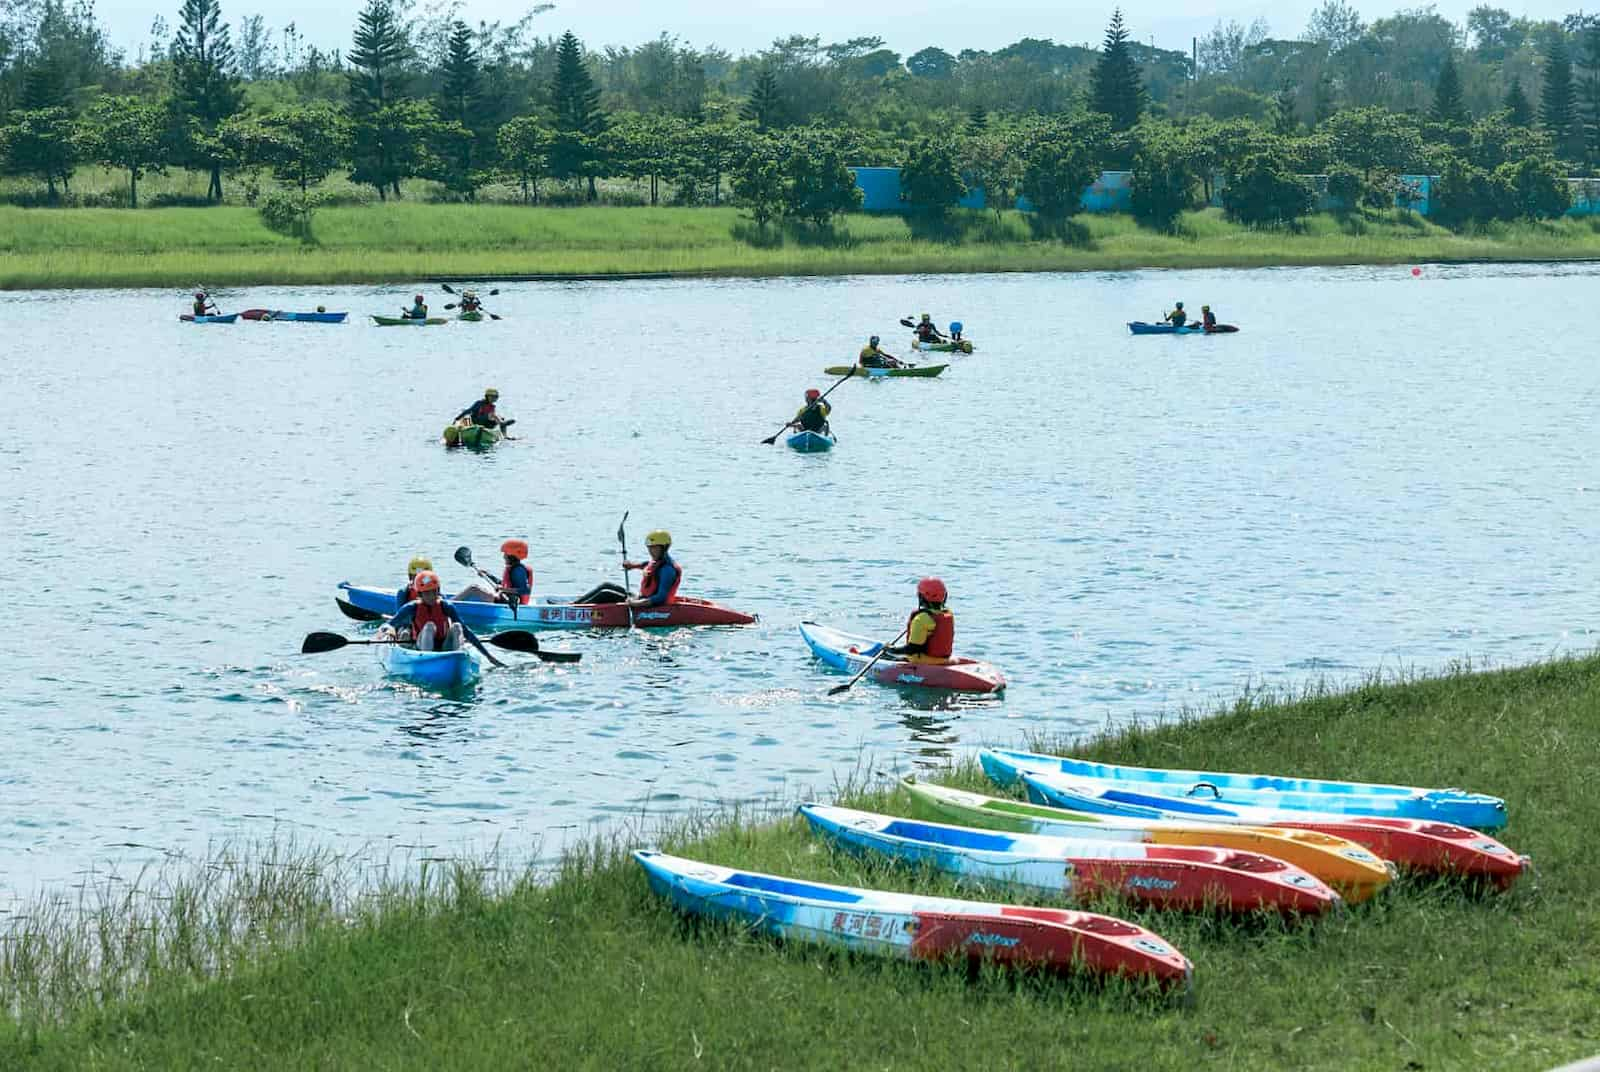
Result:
[443, 423, 501, 448]
[634, 850, 1192, 989]
[1127, 321, 1239, 335]
[822, 364, 947, 379]
[179, 314, 238, 324]
[798, 621, 1005, 693]
[910, 339, 975, 353]
[900, 779, 1393, 900]
[1019, 770, 1528, 889]
[378, 643, 480, 689]
[800, 803, 1340, 915]
[786, 430, 835, 453]
[372, 315, 448, 326]
[979, 748, 1508, 830]
[259, 311, 348, 323]
[337, 582, 756, 631]
[458, 311, 486, 322]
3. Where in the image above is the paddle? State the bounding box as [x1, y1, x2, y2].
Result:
[454, 545, 522, 619]
[617, 512, 634, 629]
[301, 630, 577, 664]
[336, 597, 384, 622]
[442, 302, 503, 321]
[760, 369, 854, 446]
[827, 626, 909, 696]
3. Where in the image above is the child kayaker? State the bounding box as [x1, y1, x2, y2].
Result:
[381, 571, 494, 658]
[1164, 302, 1187, 326]
[455, 388, 501, 428]
[455, 539, 533, 605]
[396, 555, 434, 605]
[887, 577, 954, 665]
[624, 530, 682, 610]
[192, 291, 215, 316]
[403, 294, 429, 319]
[787, 389, 832, 436]
[1201, 305, 1217, 331]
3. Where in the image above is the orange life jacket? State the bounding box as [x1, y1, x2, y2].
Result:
[502, 563, 532, 605]
[638, 556, 683, 602]
[412, 599, 451, 645]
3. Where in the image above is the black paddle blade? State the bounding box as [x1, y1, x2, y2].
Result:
[489, 630, 541, 652]
[760, 434, 779, 445]
[302, 631, 350, 654]
[454, 546, 474, 568]
[488, 313, 503, 320]
[534, 649, 581, 664]
[617, 511, 629, 548]
[335, 597, 384, 622]
[488, 289, 500, 296]
[440, 283, 457, 294]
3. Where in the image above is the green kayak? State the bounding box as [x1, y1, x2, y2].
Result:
[823, 364, 948, 379]
[443, 421, 502, 448]
[457, 311, 485, 322]
[372, 315, 448, 326]
[910, 339, 975, 353]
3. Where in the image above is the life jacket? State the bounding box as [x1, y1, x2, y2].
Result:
[412, 599, 451, 645]
[916, 322, 937, 340]
[905, 608, 954, 661]
[1168, 309, 1187, 326]
[798, 402, 828, 432]
[470, 399, 498, 426]
[501, 562, 532, 604]
[400, 581, 420, 605]
[638, 555, 683, 602]
[193, 300, 208, 316]
[1203, 311, 1216, 329]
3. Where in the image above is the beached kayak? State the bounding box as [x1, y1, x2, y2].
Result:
[800, 804, 1340, 915]
[786, 430, 835, 453]
[822, 364, 948, 378]
[634, 850, 1192, 989]
[372, 315, 448, 326]
[910, 339, 975, 353]
[338, 582, 756, 631]
[240, 310, 348, 323]
[378, 643, 480, 689]
[980, 748, 1508, 829]
[1017, 770, 1528, 888]
[179, 314, 238, 324]
[1127, 321, 1239, 335]
[900, 779, 1392, 900]
[798, 621, 1005, 693]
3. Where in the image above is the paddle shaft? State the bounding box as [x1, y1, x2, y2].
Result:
[829, 626, 909, 695]
[762, 369, 854, 445]
[617, 512, 634, 629]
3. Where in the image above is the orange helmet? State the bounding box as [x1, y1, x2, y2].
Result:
[805, 388, 821, 401]
[501, 538, 529, 560]
[413, 570, 442, 593]
[916, 577, 947, 604]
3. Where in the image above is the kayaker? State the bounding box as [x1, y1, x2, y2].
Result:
[949, 321, 964, 342]
[1201, 305, 1217, 331]
[624, 530, 682, 609]
[380, 570, 494, 657]
[859, 336, 903, 369]
[455, 388, 501, 429]
[1164, 302, 1187, 327]
[192, 291, 216, 317]
[914, 314, 946, 343]
[396, 555, 434, 605]
[886, 577, 955, 665]
[788, 389, 832, 436]
[459, 290, 483, 313]
[455, 538, 534, 605]
[403, 294, 429, 320]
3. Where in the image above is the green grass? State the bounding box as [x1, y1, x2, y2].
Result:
[5, 200, 1600, 289]
[3, 655, 1597, 1069]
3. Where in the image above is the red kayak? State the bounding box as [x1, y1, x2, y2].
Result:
[335, 584, 756, 631]
[800, 622, 1006, 693]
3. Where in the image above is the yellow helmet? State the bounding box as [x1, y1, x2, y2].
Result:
[485, 387, 500, 400]
[408, 555, 433, 576]
[645, 529, 672, 547]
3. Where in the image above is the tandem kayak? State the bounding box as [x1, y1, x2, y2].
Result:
[822, 364, 947, 379]
[337, 582, 756, 631]
[980, 748, 1508, 830]
[800, 803, 1340, 915]
[910, 339, 975, 353]
[179, 314, 238, 324]
[798, 621, 1005, 693]
[1127, 321, 1239, 335]
[241, 310, 348, 323]
[900, 779, 1392, 900]
[372, 315, 448, 326]
[786, 430, 835, 453]
[634, 850, 1192, 989]
[378, 643, 480, 689]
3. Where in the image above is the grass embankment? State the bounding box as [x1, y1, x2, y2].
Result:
[6, 202, 1600, 289]
[3, 657, 1598, 1069]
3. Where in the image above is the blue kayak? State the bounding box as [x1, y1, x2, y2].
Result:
[786, 430, 835, 453]
[378, 643, 479, 689]
[1128, 321, 1238, 335]
[179, 314, 238, 324]
[266, 311, 348, 323]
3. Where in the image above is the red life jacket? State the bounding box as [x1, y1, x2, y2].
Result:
[905, 608, 955, 660]
[502, 563, 532, 605]
[412, 599, 451, 645]
[638, 556, 683, 602]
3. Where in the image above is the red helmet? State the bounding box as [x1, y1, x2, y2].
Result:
[413, 570, 442, 593]
[916, 577, 947, 604]
[194, 291, 205, 299]
[501, 538, 529, 560]
[805, 388, 821, 401]
[414, 294, 425, 303]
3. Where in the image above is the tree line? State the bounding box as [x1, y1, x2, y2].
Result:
[0, 0, 1591, 230]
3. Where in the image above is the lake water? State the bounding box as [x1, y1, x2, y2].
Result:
[4, 262, 1596, 903]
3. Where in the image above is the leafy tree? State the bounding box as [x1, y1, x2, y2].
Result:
[781, 130, 861, 227]
[741, 66, 782, 130]
[1582, 25, 1600, 163]
[1429, 155, 1505, 226]
[1323, 106, 1424, 179]
[731, 134, 784, 230]
[550, 30, 606, 198]
[1430, 50, 1467, 126]
[1129, 123, 1199, 231]
[1503, 76, 1533, 126]
[1498, 155, 1571, 218]
[1326, 164, 1395, 212]
[1089, 10, 1145, 133]
[1221, 152, 1314, 225]
[252, 103, 351, 192]
[1305, 0, 1365, 53]
[906, 46, 955, 79]
[899, 140, 965, 213]
[236, 14, 274, 79]
[347, 0, 413, 199]
[1, 107, 78, 199]
[351, 99, 439, 198]
[1540, 34, 1580, 160]
[602, 112, 687, 205]
[1467, 6, 1526, 62]
[496, 115, 554, 203]
[1018, 112, 1110, 227]
[170, 0, 243, 200]
[81, 95, 169, 207]
[957, 127, 1018, 220]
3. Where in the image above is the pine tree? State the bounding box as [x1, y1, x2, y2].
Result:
[348, 0, 413, 199]
[1430, 50, 1468, 125]
[741, 67, 782, 130]
[1272, 83, 1298, 134]
[1089, 9, 1146, 132]
[437, 20, 483, 197]
[967, 104, 988, 132]
[1541, 34, 1580, 159]
[550, 30, 606, 198]
[171, 0, 243, 200]
[1583, 26, 1600, 163]
[1504, 76, 1533, 126]
[1313, 72, 1337, 124]
[20, 56, 69, 111]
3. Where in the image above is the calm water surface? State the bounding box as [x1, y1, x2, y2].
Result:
[3, 263, 1596, 901]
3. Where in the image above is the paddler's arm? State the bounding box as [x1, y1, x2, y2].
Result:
[445, 605, 503, 667]
[386, 603, 418, 630]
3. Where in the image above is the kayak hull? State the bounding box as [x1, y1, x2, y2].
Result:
[338, 583, 755, 631]
[786, 430, 835, 452]
[801, 804, 1340, 915]
[823, 364, 947, 378]
[634, 850, 1192, 988]
[799, 621, 1005, 693]
[179, 314, 238, 324]
[378, 644, 480, 688]
[241, 310, 348, 323]
[1127, 321, 1238, 335]
[458, 311, 486, 322]
[909, 340, 975, 353]
[901, 779, 1393, 900]
[372, 315, 448, 326]
[980, 748, 1507, 829]
[446, 424, 501, 448]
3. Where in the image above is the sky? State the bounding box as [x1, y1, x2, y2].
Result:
[102, 0, 1578, 62]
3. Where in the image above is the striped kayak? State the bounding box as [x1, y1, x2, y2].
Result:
[910, 339, 975, 353]
[1019, 770, 1528, 888]
[338, 582, 756, 631]
[179, 314, 238, 324]
[634, 850, 1192, 989]
[378, 643, 480, 689]
[786, 430, 835, 452]
[799, 621, 1005, 693]
[800, 804, 1340, 915]
[1127, 321, 1239, 335]
[900, 779, 1392, 899]
[372, 315, 448, 326]
[823, 364, 947, 378]
[980, 748, 1508, 830]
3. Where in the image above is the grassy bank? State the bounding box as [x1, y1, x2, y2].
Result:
[3, 656, 1597, 1069]
[6, 202, 1600, 289]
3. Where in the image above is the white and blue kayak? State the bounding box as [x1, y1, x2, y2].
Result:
[980, 748, 1508, 830]
[633, 850, 1192, 988]
[786, 430, 835, 453]
[378, 643, 479, 688]
[799, 804, 1339, 914]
